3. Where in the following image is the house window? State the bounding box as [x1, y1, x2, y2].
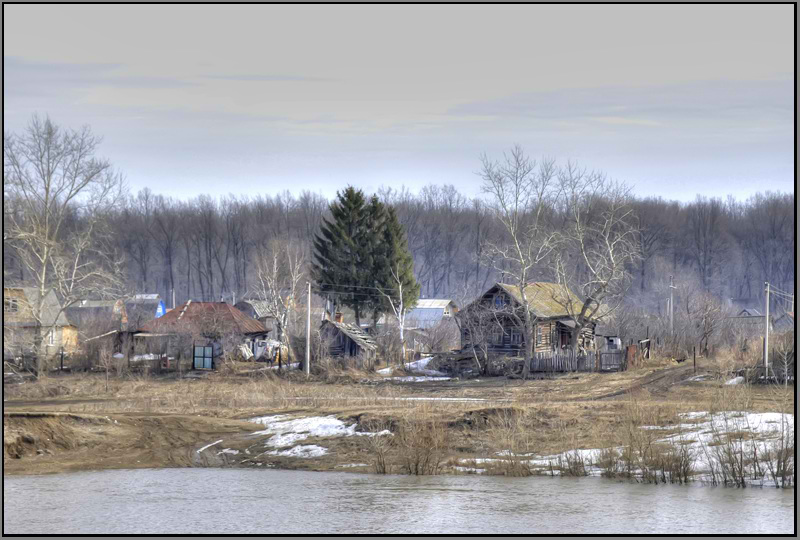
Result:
[510, 329, 522, 345]
[536, 326, 542, 345]
[4, 298, 18, 313]
[491, 330, 503, 345]
[193, 345, 214, 369]
[443, 308, 450, 316]
[494, 294, 506, 309]
[48, 329, 55, 346]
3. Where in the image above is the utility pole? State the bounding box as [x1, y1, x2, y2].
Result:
[669, 275, 676, 337]
[305, 281, 311, 377]
[763, 281, 770, 371]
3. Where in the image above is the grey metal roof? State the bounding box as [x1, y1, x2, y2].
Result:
[413, 299, 456, 309]
[406, 307, 450, 329]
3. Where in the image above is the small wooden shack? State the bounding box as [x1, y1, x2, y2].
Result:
[320, 315, 377, 359]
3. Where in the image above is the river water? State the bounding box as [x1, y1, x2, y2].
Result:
[3, 469, 795, 534]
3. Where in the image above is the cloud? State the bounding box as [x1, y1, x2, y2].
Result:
[3, 56, 196, 98]
[447, 79, 793, 129]
[202, 74, 333, 82]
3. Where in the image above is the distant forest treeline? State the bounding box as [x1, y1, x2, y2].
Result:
[3, 184, 795, 314]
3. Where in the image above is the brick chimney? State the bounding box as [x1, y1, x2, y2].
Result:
[334, 312, 343, 323]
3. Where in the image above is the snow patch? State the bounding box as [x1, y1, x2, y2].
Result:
[384, 376, 453, 383]
[250, 414, 390, 446]
[725, 376, 745, 385]
[217, 448, 239, 456]
[267, 445, 328, 458]
[337, 463, 369, 468]
[196, 440, 223, 453]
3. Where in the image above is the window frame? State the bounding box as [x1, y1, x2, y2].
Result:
[4, 298, 19, 313]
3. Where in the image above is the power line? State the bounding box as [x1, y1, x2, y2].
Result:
[314, 281, 399, 293]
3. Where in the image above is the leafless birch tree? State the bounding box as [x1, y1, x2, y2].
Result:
[3, 115, 126, 374]
[479, 146, 559, 377]
[253, 238, 306, 363]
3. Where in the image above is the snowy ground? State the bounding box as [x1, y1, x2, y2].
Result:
[376, 357, 452, 379]
[457, 411, 794, 485]
[382, 376, 454, 382]
[247, 414, 390, 458]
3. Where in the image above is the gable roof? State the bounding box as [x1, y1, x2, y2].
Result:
[413, 299, 456, 310]
[4, 287, 71, 328]
[480, 282, 589, 320]
[321, 319, 377, 351]
[139, 301, 267, 335]
[236, 300, 272, 319]
[65, 300, 124, 330]
[406, 299, 457, 329]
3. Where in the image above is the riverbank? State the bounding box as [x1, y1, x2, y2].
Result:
[3, 358, 794, 484]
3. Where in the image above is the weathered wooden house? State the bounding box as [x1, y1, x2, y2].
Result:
[3, 287, 78, 361]
[458, 282, 597, 355]
[319, 314, 377, 359]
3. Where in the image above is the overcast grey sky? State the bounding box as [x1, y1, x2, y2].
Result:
[3, 4, 794, 202]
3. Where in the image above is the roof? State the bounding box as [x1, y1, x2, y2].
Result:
[495, 282, 587, 320]
[236, 300, 272, 319]
[123, 295, 164, 331]
[413, 299, 455, 309]
[128, 294, 161, 303]
[406, 307, 452, 329]
[738, 308, 763, 317]
[321, 319, 377, 351]
[139, 301, 267, 335]
[3, 287, 71, 328]
[64, 299, 124, 329]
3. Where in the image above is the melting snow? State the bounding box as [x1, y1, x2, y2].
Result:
[250, 415, 391, 447]
[725, 376, 745, 385]
[267, 445, 328, 458]
[196, 440, 223, 453]
[384, 376, 453, 382]
[217, 448, 239, 456]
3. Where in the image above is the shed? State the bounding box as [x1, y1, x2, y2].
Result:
[320, 318, 377, 359]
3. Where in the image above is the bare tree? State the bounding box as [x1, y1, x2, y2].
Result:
[4, 115, 126, 374]
[552, 164, 641, 350]
[479, 146, 559, 377]
[253, 238, 306, 364]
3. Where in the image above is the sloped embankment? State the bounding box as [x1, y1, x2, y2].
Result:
[3, 412, 256, 475]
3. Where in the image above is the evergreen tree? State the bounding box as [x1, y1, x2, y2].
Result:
[312, 187, 373, 325]
[312, 187, 419, 328]
[375, 206, 420, 317]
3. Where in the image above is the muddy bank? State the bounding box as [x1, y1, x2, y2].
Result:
[3, 411, 257, 475]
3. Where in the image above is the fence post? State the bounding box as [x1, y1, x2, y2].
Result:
[693, 346, 696, 374]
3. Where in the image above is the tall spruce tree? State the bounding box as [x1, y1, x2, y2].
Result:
[312, 187, 373, 325]
[375, 206, 420, 317]
[313, 187, 419, 328]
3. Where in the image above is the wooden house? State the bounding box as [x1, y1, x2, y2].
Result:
[138, 301, 268, 370]
[319, 313, 377, 359]
[458, 282, 597, 355]
[3, 287, 78, 361]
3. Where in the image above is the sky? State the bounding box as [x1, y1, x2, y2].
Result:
[3, 4, 795, 202]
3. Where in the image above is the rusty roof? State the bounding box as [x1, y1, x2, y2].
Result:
[139, 302, 267, 335]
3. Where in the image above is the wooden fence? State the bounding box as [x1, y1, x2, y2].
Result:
[529, 350, 626, 373]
